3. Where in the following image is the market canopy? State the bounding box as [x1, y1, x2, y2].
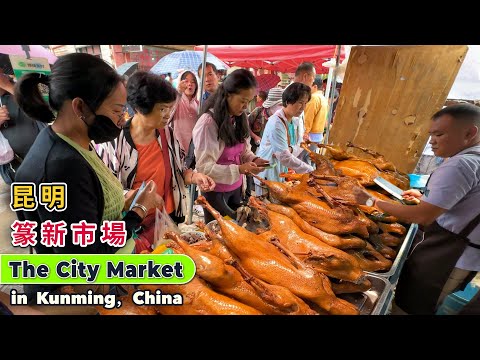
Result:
[194, 45, 345, 73]
[447, 45, 480, 101]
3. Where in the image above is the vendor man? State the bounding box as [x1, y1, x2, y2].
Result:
[353, 103, 480, 315]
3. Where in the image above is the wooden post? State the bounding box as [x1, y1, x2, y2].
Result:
[329, 45, 467, 174]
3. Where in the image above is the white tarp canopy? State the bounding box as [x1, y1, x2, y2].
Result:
[448, 45, 480, 101]
[325, 45, 480, 100]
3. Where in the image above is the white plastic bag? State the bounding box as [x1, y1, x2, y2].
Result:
[0, 131, 14, 165]
[153, 207, 180, 248]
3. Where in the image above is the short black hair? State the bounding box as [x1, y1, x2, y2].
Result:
[257, 90, 268, 101]
[127, 71, 178, 115]
[295, 62, 315, 77]
[197, 62, 218, 76]
[312, 76, 323, 89]
[282, 82, 311, 107]
[432, 103, 480, 127]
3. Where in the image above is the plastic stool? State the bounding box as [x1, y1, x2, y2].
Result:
[436, 283, 480, 315]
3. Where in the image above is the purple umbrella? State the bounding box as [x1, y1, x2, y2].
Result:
[0, 45, 58, 64]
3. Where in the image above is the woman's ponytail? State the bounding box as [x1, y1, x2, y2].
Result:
[14, 72, 55, 123]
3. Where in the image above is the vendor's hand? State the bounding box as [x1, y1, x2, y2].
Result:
[240, 162, 263, 175]
[303, 133, 310, 142]
[192, 172, 216, 192]
[402, 189, 422, 201]
[134, 180, 157, 211]
[253, 157, 270, 167]
[0, 106, 10, 125]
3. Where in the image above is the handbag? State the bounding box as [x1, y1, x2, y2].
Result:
[0, 131, 14, 165]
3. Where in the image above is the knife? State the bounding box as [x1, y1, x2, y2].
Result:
[373, 176, 420, 205]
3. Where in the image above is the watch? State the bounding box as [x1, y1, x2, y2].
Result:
[366, 197, 375, 207]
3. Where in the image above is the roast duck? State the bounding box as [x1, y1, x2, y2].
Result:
[196, 196, 360, 315]
[250, 173, 369, 238]
[163, 231, 317, 315]
[100, 142, 408, 315]
[312, 142, 410, 190]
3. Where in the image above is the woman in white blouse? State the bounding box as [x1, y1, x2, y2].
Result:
[255, 82, 314, 195]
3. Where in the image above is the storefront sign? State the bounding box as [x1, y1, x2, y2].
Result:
[9, 55, 51, 102]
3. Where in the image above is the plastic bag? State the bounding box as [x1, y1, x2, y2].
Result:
[0, 131, 14, 165]
[153, 207, 180, 249]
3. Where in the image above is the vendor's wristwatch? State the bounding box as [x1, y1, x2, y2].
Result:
[366, 197, 376, 207]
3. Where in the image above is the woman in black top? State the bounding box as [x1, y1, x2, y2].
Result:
[14, 53, 158, 300]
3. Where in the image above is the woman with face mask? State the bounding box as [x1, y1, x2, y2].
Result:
[96, 71, 215, 248]
[192, 69, 270, 224]
[13, 53, 159, 303]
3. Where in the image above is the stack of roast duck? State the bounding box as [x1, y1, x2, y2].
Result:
[103, 142, 412, 315]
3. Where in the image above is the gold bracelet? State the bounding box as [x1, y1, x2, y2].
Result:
[132, 203, 148, 219]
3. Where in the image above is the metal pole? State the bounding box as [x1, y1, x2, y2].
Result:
[324, 64, 334, 105]
[186, 45, 209, 225]
[324, 45, 342, 145]
[21, 45, 31, 59]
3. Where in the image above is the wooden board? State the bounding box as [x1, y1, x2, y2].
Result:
[329, 45, 468, 174]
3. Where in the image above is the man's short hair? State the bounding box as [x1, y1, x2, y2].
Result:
[432, 103, 480, 127]
[197, 62, 218, 76]
[312, 76, 323, 89]
[295, 62, 315, 77]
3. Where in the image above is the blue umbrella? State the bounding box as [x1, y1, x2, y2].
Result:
[150, 50, 229, 79]
[116, 62, 138, 76]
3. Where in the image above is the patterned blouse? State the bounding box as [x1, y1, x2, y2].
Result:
[95, 118, 188, 218]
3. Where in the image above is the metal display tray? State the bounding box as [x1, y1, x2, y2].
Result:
[338, 273, 391, 315]
[368, 223, 419, 283]
[207, 220, 419, 284]
[205, 220, 392, 315]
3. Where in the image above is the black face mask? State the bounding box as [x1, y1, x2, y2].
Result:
[80, 106, 122, 144]
[87, 113, 122, 143]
